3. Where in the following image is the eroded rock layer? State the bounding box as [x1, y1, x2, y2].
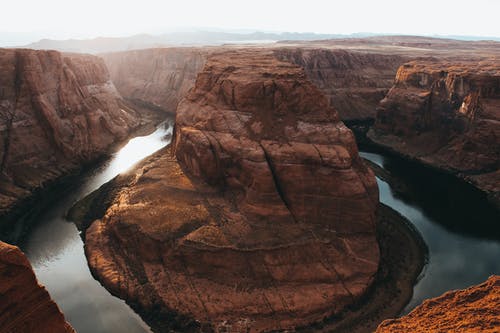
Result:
[369, 60, 500, 206]
[83, 50, 380, 331]
[376, 275, 500, 333]
[0, 48, 140, 219]
[0, 241, 75, 333]
[274, 49, 406, 120]
[102, 48, 207, 113]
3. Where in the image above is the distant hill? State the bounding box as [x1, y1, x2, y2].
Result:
[17, 31, 500, 54]
[21, 31, 348, 54]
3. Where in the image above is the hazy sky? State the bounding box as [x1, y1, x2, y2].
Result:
[2, 0, 500, 42]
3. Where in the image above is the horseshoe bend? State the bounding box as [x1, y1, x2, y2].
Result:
[71, 50, 385, 331]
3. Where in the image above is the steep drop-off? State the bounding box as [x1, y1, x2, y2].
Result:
[376, 275, 500, 333]
[102, 48, 207, 113]
[80, 50, 380, 331]
[0, 48, 140, 228]
[369, 60, 500, 207]
[275, 49, 406, 121]
[0, 241, 75, 333]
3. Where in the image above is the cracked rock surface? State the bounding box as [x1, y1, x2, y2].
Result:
[376, 275, 500, 333]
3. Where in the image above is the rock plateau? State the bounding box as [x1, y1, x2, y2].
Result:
[80, 50, 380, 331]
[0, 241, 75, 333]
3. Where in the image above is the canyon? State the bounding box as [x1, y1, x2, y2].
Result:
[369, 60, 500, 208]
[0, 49, 148, 239]
[0, 241, 74, 333]
[0, 35, 499, 333]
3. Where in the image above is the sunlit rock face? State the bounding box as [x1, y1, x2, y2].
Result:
[0, 49, 140, 220]
[274, 48, 406, 121]
[376, 275, 500, 333]
[102, 48, 207, 113]
[0, 241, 75, 333]
[369, 60, 500, 207]
[83, 50, 380, 331]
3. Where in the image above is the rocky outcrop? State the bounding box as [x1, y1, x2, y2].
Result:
[376, 275, 500, 333]
[274, 49, 406, 121]
[369, 60, 500, 207]
[0, 241, 75, 333]
[0, 48, 140, 226]
[81, 50, 380, 331]
[102, 48, 207, 113]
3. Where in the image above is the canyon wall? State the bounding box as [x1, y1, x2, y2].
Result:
[274, 48, 406, 121]
[369, 60, 500, 207]
[0, 241, 75, 333]
[0, 48, 140, 227]
[80, 50, 380, 331]
[376, 275, 500, 333]
[101, 47, 406, 121]
[101, 48, 207, 113]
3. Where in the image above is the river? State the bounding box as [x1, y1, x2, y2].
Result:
[11, 122, 500, 332]
[18, 120, 174, 333]
[360, 151, 500, 312]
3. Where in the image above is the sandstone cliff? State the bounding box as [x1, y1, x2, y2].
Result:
[0, 48, 140, 227]
[102, 48, 207, 113]
[80, 50, 380, 331]
[275, 49, 406, 121]
[101, 47, 406, 121]
[0, 241, 75, 333]
[376, 275, 500, 333]
[369, 60, 500, 207]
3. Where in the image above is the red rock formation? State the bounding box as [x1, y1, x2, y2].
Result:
[0, 241, 75, 333]
[369, 60, 500, 207]
[0, 49, 140, 221]
[102, 48, 207, 113]
[82, 50, 379, 331]
[274, 49, 406, 120]
[376, 275, 500, 333]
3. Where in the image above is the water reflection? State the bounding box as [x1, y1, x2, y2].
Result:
[20, 120, 174, 333]
[360, 151, 500, 313]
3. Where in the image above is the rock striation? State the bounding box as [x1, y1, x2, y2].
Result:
[0, 241, 75, 333]
[0, 48, 140, 225]
[102, 48, 207, 113]
[81, 50, 380, 331]
[376, 275, 500, 333]
[369, 60, 500, 207]
[275, 49, 406, 121]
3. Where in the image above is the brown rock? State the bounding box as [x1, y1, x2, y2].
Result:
[0, 241, 75, 333]
[376, 275, 500, 333]
[102, 48, 207, 113]
[369, 60, 500, 206]
[82, 50, 380, 331]
[0, 49, 140, 222]
[274, 49, 406, 121]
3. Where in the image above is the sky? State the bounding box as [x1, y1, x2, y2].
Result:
[1, 0, 500, 44]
